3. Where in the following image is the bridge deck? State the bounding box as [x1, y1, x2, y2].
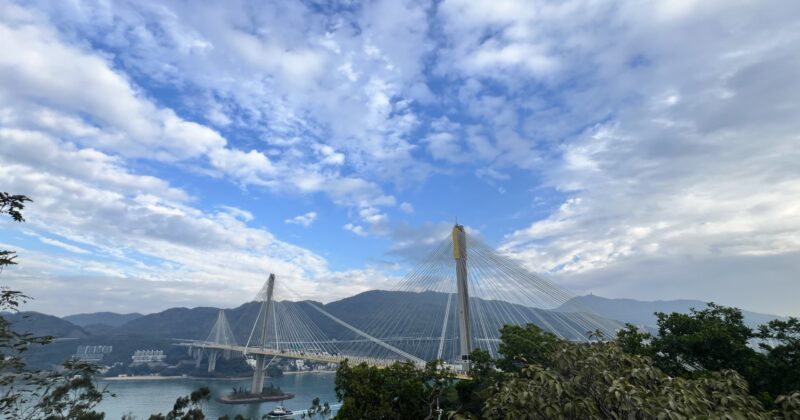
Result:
[177, 341, 470, 379]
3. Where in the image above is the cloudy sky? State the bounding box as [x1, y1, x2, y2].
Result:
[1, 0, 798, 316]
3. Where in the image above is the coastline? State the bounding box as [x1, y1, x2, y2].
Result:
[100, 375, 249, 382]
[100, 370, 335, 381]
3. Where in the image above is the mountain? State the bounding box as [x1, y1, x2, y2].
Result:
[20, 291, 787, 368]
[110, 290, 622, 345]
[3, 311, 89, 338]
[63, 311, 143, 327]
[557, 295, 786, 329]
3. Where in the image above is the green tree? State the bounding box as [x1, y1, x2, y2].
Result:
[615, 323, 653, 358]
[756, 318, 800, 402]
[1, 193, 110, 419]
[650, 303, 758, 376]
[147, 386, 210, 420]
[496, 324, 558, 372]
[454, 348, 496, 418]
[304, 396, 332, 418]
[617, 303, 800, 404]
[482, 340, 775, 419]
[334, 359, 454, 419]
[0, 193, 31, 270]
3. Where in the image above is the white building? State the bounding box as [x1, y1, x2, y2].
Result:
[131, 349, 167, 364]
[73, 345, 113, 362]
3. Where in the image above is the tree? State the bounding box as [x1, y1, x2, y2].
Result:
[1, 193, 110, 419]
[496, 324, 558, 372]
[482, 340, 775, 419]
[454, 348, 496, 417]
[617, 303, 800, 405]
[615, 323, 653, 358]
[0, 193, 31, 270]
[304, 396, 332, 418]
[334, 359, 455, 420]
[147, 387, 210, 420]
[650, 303, 758, 376]
[756, 318, 800, 402]
[0, 193, 217, 419]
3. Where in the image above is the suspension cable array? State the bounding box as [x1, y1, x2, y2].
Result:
[199, 225, 621, 369]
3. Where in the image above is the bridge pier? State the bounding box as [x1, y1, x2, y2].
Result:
[251, 354, 266, 394]
[208, 349, 219, 372]
[194, 348, 203, 368]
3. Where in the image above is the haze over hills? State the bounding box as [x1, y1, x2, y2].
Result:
[3, 291, 788, 369]
[63, 311, 143, 328]
[557, 295, 787, 329]
[5, 292, 785, 342]
[3, 311, 89, 339]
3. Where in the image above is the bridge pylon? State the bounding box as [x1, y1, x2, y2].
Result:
[453, 224, 473, 369]
[247, 273, 276, 395]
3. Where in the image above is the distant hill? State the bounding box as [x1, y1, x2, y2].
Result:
[20, 291, 788, 368]
[557, 295, 785, 329]
[82, 323, 116, 336]
[63, 311, 143, 327]
[3, 311, 89, 338]
[110, 290, 622, 344]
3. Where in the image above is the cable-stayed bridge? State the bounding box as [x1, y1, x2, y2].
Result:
[178, 225, 621, 392]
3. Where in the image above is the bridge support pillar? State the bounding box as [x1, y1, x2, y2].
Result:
[453, 224, 473, 370]
[195, 349, 203, 368]
[208, 349, 218, 373]
[251, 354, 266, 395]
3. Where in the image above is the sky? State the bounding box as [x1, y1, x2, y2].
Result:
[0, 0, 798, 317]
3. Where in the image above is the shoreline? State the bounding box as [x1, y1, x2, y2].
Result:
[100, 370, 336, 381]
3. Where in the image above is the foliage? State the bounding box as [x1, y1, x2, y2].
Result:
[334, 359, 455, 419]
[496, 324, 558, 372]
[0, 193, 31, 270]
[615, 323, 652, 357]
[755, 318, 800, 402]
[1, 193, 110, 419]
[0, 192, 31, 223]
[2, 360, 109, 420]
[776, 392, 800, 420]
[618, 302, 800, 404]
[453, 348, 496, 417]
[147, 386, 210, 420]
[302, 396, 332, 419]
[650, 303, 756, 375]
[482, 340, 773, 419]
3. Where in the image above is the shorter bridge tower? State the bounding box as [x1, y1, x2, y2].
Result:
[247, 273, 276, 395]
[205, 309, 237, 372]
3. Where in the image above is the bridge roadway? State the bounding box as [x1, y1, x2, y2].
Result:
[177, 340, 470, 379]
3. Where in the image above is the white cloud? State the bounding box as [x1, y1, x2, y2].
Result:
[285, 212, 318, 227]
[491, 0, 800, 314]
[0, 118, 386, 313]
[399, 202, 414, 214]
[344, 223, 368, 237]
[2, 0, 799, 317]
[0, 2, 401, 217]
[34, 234, 91, 255]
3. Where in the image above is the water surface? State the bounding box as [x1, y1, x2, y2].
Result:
[96, 373, 338, 419]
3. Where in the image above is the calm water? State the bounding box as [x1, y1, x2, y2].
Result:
[96, 373, 338, 419]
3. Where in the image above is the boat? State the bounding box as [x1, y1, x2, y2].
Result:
[266, 403, 293, 418]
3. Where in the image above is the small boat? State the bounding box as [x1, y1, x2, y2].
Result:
[266, 403, 293, 418]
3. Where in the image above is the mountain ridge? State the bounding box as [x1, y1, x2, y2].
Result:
[63, 311, 143, 327]
[557, 294, 786, 329]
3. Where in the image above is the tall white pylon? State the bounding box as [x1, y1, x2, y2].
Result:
[453, 224, 473, 367]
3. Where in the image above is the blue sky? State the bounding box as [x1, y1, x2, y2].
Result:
[1, 0, 799, 316]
